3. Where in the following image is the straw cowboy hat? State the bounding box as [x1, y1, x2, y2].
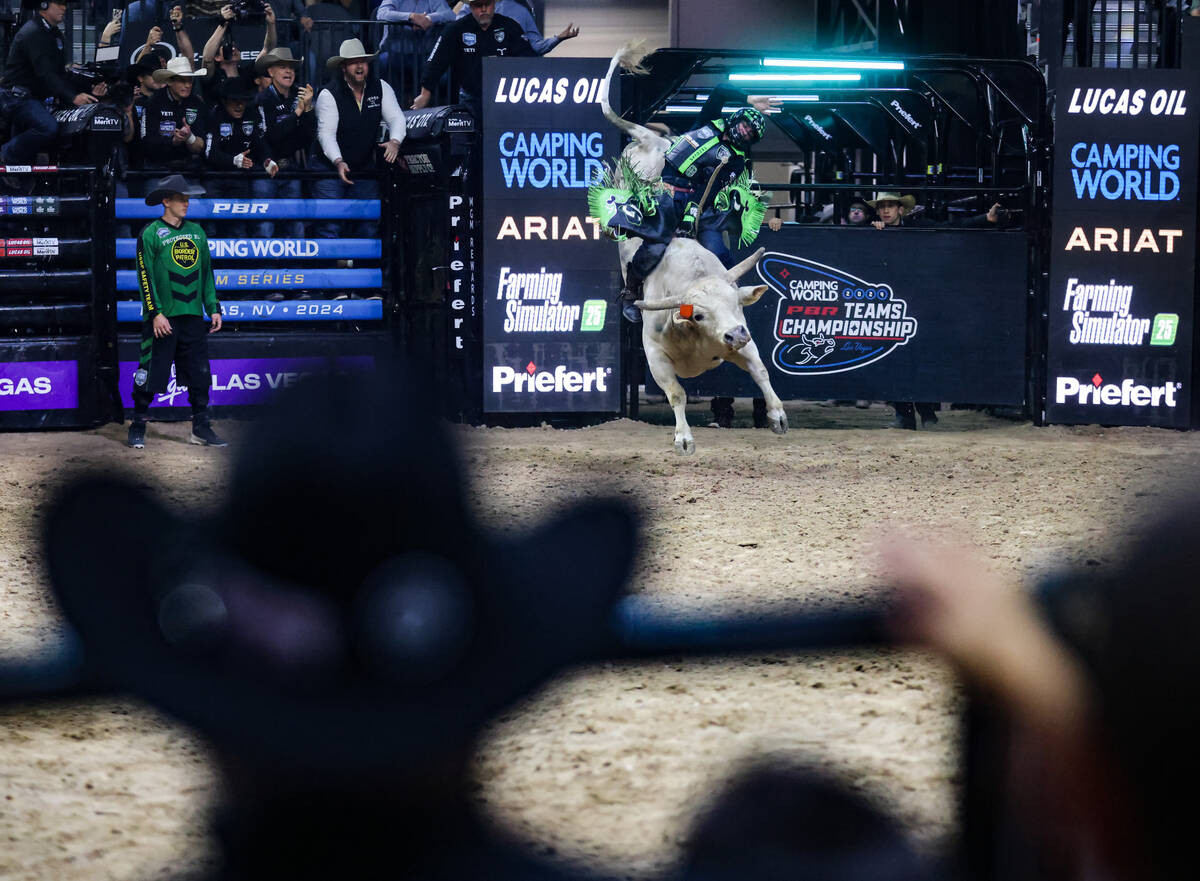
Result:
[143, 174, 205, 206]
[152, 55, 208, 83]
[42, 372, 639, 779]
[256, 46, 303, 74]
[866, 191, 916, 211]
[326, 38, 377, 71]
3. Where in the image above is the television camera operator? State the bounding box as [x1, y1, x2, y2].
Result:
[0, 0, 109, 167]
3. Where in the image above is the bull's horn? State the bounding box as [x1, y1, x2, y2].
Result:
[725, 247, 766, 282]
[633, 296, 689, 311]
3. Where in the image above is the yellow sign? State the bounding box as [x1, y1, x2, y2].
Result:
[171, 238, 199, 268]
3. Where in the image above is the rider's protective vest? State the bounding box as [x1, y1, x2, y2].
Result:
[662, 119, 748, 193]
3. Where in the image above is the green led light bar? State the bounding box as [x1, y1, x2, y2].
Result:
[729, 73, 862, 83]
[763, 58, 905, 71]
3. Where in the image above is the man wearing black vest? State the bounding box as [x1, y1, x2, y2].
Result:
[0, 0, 106, 167]
[412, 0, 534, 117]
[312, 38, 406, 240]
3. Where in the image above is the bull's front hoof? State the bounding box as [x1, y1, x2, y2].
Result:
[674, 434, 696, 455]
[771, 412, 788, 435]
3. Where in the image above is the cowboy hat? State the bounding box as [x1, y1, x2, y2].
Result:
[20, 0, 76, 8]
[256, 47, 303, 74]
[143, 174, 206, 206]
[865, 191, 916, 211]
[42, 372, 639, 780]
[125, 57, 162, 86]
[152, 55, 208, 83]
[218, 77, 256, 102]
[326, 38, 377, 71]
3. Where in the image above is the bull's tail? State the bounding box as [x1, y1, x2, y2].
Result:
[600, 42, 671, 155]
[616, 40, 652, 76]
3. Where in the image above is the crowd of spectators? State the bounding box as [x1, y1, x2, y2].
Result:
[0, 0, 575, 229]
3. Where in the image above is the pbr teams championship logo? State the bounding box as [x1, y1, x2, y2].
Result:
[757, 253, 919, 375]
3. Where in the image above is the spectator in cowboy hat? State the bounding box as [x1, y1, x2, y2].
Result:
[413, 0, 535, 115]
[866, 190, 935, 429]
[139, 55, 208, 170]
[253, 47, 314, 240]
[205, 77, 277, 238]
[41, 372, 640, 880]
[868, 191, 919, 230]
[312, 38, 406, 242]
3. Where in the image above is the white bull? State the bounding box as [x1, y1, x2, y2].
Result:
[598, 44, 788, 454]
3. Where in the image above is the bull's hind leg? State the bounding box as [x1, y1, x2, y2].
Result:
[726, 344, 788, 435]
[644, 342, 695, 454]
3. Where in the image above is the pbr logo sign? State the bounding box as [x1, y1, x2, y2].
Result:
[757, 253, 919, 375]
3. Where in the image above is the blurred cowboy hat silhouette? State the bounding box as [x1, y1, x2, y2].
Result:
[43, 370, 639, 780]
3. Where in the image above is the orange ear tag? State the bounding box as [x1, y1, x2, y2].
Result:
[678, 304, 694, 319]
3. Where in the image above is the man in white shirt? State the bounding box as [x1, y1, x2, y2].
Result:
[312, 38, 406, 240]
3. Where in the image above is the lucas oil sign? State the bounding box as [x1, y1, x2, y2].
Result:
[1048, 69, 1199, 428]
[482, 57, 621, 413]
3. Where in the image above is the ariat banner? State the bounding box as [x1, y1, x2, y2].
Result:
[1048, 68, 1199, 428]
[482, 57, 622, 413]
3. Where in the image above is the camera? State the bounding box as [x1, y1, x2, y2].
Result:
[229, 0, 268, 22]
[67, 61, 123, 94]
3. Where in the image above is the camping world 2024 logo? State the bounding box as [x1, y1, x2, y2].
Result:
[757, 253, 919, 375]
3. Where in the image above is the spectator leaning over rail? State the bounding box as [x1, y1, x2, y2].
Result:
[130, 174, 226, 449]
[253, 47, 313, 240]
[412, 0, 534, 116]
[453, 0, 579, 56]
[300, 0, 360, 86]
[206, 77, 278, 238]
[140, 55, 208, 170]
[0, 0, 108, 168]
[866, 191, 938, 431]
[313, 38, 405, 242]
[374, 0, 456, 103]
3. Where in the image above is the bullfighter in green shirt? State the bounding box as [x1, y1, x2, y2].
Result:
[129, 174, 227, 449]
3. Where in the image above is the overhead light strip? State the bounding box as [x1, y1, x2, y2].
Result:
[763, 58, 905, 71]
[730, 73, 862, 83]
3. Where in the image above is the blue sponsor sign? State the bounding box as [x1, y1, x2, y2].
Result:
[116, 268, 381, 292]
[116, 199, 380, 220]
[1048, 68, 1199, 428]
[114, 238, 382, 260]
[482, 57, 622, 413]
[757, 253, 918, 375]
[649, 228, 1027, 406]
[116, 299, 384, 322]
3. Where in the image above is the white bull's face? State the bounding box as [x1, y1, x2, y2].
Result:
[675, 278, 768, 351]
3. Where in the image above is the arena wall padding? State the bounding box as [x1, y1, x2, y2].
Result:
[115, 199, 381, 220]
[116, 300, 384, 323]
[113, 239, 383, 260]
[115, 268, 382, 293]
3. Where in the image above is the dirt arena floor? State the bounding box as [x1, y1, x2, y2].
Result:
[3, 400, 1200, 880]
